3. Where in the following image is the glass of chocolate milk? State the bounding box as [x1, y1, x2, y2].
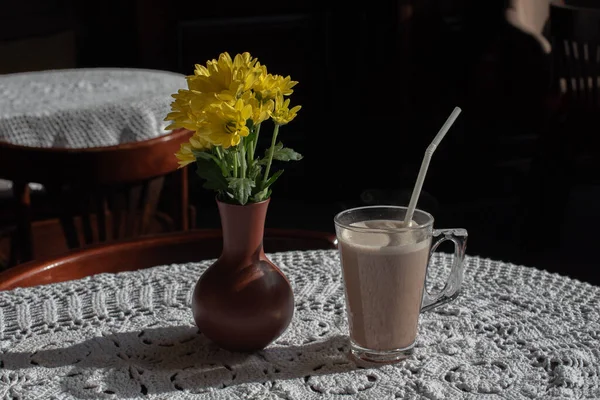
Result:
[334, 205, 467, 363]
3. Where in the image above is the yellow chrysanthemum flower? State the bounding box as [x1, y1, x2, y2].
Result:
[189, 132, 212, 150]
[188, 52, 234, 94]
[188, 52, 261, 102]
[253, 72, 298, 100]
[164, 89, 220, 132]
[241, 91, 274, 125]
[233, 53, 263, 91]
[198, 99, 252, 148]
[165, 90, 200, 131]
[175, 143, 196, 168]
[271, 93, 301, 125]
[174, 132, 212, 168]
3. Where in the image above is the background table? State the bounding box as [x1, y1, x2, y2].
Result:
[0, 67, 185, 199]
[0, 68, 185, 148]
[0, 250, 599, 399]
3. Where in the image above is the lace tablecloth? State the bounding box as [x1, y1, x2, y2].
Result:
[0, 68, 184, 148]
[1, 250, 599, 399]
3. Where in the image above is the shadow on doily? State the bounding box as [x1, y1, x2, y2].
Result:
[1, 325, 372, 397]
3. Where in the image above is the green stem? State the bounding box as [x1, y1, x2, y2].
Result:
[208, 152, 228, 177]
[214, 146, 223, 160]
[248, 140, 254, 168]
[240, 137, 247, 179]
[233, 150, 239, 178]
[262, 124, 280, 189]
[253, 123, 262, 155]
[211, 147, 228, 176]
[248, 125, 256, 167]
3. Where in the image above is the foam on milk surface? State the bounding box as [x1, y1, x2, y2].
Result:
[340, 220, 429, 254]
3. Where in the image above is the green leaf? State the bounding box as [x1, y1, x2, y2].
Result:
[246, 119, 255, 132]
[272, 145, 303, 162]
[272, 142, 283, 152]
[252, 187, 269, 202]
[259, 142, 302, 164]
[258, 143, 282, 166]
[194, 151, 212, 160]
[195, 157, 228, 191]
[227, 177, 255, 205]
[248, 163, 262, 181]
[222, 149, 236, 173]
[246, 128, 257, 146]
[263, 169, 283, 190]
[195, 149, 232, 178]
[273, 147, 302, 161]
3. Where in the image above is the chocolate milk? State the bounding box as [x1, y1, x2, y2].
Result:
[339, 220, 431, 350]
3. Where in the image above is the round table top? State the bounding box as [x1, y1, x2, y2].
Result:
[0, 250, 599, 399]
[0, 68, 185, 148]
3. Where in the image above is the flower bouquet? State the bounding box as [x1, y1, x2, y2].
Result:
[166, 51, 302, 205]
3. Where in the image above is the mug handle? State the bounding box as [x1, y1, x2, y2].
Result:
[421, 228, 468, 312]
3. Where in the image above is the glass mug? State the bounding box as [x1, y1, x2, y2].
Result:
[334, 205, 467, 363]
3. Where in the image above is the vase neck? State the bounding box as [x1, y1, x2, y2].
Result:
[217, 199, 269, 263]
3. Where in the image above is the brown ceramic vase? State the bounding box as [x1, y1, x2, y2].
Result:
[191, 198, 294, 352]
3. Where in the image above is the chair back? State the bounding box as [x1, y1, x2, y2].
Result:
[0, 129, 193, 264]
[548, 2, 600, 175]
[0, 229, 338, 290]
[550, 2, 600, 110]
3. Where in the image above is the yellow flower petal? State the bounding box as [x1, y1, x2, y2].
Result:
[271, 92, 301, 125]
[241, 104, 252, 121]
[175, 143, 196, 168]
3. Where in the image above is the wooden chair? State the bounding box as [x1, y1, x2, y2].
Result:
[543, 3, 600, 190]
[550, 2, 600, 110]
[563, 0, 600, 9]
[547, 1, 600, 179]
[515, 2, 600, 270]
[0, 229, 338, 290]
[0, 128, 194, 266]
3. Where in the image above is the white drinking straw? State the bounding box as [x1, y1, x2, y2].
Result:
[403, 107, 462, 226]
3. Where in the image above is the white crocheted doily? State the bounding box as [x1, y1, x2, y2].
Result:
[1, 250, 599, 399]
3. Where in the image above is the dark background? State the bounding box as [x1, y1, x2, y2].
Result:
[1, 0, 599, 284]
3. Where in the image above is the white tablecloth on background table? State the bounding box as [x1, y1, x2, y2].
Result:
[0, 68, 185, 195]
[0, 68, 185, 148]
[0, 250, 599, 399]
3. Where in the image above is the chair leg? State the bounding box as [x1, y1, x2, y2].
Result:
[169, 167, 190, 231]
[189, 204, 197, 229]
[140, 177, 165, 235]
[10, 182, 33, 265]
[46, 186, 80, 249]
[179, 167, 190, 231]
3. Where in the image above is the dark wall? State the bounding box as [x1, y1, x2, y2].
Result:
[2, 0, 598, 284]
